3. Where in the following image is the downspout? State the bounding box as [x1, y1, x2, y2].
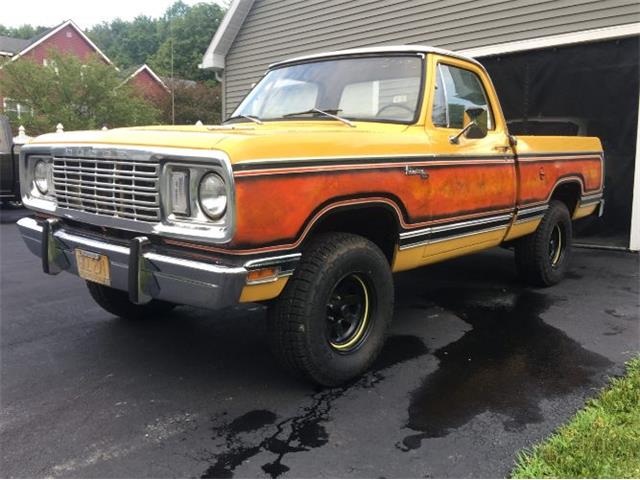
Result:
[216, 70, 225, 123]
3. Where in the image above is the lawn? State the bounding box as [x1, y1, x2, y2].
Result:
[512, 356, 640, 478]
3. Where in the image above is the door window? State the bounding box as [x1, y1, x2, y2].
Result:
[432, 64, 493, 129]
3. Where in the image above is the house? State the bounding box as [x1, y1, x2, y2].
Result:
[0, 20, 168, 116]
[201, 0, 640, 252]
[121, 64, 170, 102]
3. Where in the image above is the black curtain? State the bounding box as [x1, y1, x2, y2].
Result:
[483, 37, 639, 246]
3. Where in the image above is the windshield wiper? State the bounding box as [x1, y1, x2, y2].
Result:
[283, 108, 354, 127]
[224, 114, 263, 125]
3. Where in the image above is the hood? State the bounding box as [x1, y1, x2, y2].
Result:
[28, 121, 424, 164]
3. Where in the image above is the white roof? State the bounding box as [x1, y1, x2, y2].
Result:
[269, 45, 483, 69]
[200, 0, 255, 70]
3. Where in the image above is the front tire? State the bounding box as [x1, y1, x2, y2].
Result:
[515, 200, 572, 286]
[268, 233, 394, 386]
[86, 281, 176, 320]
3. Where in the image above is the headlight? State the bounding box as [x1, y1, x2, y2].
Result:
[198, 173, 227, 220]
[34, 159, 52, 195]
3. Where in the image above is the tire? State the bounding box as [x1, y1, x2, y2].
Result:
[86, 281, 176, 320]
[515, 200, 572, 287]
[268, 233, 394, 386]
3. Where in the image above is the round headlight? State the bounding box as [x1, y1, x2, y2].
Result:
[34, 160, 50, 195]
[198, 173, 227, 220]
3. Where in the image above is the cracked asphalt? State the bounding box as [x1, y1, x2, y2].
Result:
[1, 205, 638, 478]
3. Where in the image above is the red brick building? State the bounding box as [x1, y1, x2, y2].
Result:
[0, 20, 168, 117]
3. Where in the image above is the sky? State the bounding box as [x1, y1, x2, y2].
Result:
[1, 0, 226, 29]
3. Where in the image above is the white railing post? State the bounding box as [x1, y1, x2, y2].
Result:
[56, 123, 64, 133]
[13, 125, 32, 145]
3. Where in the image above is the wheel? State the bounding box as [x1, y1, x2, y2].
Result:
[86, 281, 176, 320]
[267, 233, 394, 386]
[514, 200, 572, 286]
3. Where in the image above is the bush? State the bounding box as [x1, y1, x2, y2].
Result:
[0, 51, 161, 135]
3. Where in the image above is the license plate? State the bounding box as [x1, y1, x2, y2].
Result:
[75, 249, 111, 286]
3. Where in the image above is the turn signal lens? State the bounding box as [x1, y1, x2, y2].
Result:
[247, 267, 279, 284]
[170, 170, 189, 215]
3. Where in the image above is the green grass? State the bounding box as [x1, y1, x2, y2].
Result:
[512, 356, 640, 478]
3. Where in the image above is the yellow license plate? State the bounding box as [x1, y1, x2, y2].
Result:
[75, 249, 111, 286]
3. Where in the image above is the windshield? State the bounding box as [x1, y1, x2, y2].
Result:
[229, 55, 424, 124]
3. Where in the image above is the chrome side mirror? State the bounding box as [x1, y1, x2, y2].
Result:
[449, 107, 488, 144]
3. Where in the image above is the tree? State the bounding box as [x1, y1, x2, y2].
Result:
[150, 2, 225, 81]
[85, 1, 226, 81]
[89, 16, 161, 69]
[0, 24, 49, 39]
[158, 80, 222, 124]
[0, 51, 160, 134]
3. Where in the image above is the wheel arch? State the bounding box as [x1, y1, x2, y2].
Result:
[304, 201, 401, 263]
[550, 179, 583, 216]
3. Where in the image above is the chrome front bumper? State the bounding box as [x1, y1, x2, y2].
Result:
[17, 217, 247, 310]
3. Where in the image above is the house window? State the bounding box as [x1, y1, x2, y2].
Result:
[3, 98, 34, 119]
[3, 98, 21, 118]
[43, 58, 59, 74]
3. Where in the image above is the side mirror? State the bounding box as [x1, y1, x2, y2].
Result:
[463, 107, 488, 139]
[449, 107, 488, 144]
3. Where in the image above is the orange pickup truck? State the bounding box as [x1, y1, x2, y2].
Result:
[17, 46, 604, 385]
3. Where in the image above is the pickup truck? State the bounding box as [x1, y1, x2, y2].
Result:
[0, 115, 21, 204]
[17, 46, 604, 386]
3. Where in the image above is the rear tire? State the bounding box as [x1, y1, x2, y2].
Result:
[86, 281, 176, 320]
[515, 200, 572, 287]
[267, 233, 394, 386]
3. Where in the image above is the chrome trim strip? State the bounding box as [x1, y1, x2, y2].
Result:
[145, 252, 246, 275]
[55, 229, 130, 255]
[399, 224, 507, 250]
[514, 214, 545, 225]
[17, 216, 42, 232]
[399, 213, 513, 240]
[244, 253, 302, 285]
[431, 213, 512, 234]
[517, 204, 549, 216]
[244, 253, 302, 270]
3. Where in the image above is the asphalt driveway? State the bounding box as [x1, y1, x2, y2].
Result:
[1, 206, 638, 478]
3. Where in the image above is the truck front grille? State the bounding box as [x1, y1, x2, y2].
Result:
[52, 156, 161, 222]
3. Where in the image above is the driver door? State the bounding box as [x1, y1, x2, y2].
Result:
[422, 55, 516, 260]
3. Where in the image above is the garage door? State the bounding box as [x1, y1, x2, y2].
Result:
[482, 37, 638, 248]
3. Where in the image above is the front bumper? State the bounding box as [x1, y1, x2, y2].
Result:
[17, 216, 247, 310]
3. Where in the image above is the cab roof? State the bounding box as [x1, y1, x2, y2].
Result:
[269, 45, 483, 69]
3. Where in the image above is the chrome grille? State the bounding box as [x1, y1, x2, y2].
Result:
[52, 156, 161, 222]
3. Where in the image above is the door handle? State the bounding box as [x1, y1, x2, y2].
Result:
[493, 145, 511, 152]
[405, 165, 429, 180]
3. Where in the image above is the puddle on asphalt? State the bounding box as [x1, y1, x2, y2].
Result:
[399, 287, 613, 451]
[200, 335, 429, 478]
[201, 287, 613, 477]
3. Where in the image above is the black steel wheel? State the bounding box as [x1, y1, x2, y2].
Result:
[268, 232, 394, 386]
[515, 200, 572, 286]
[326, 273, 373, 352]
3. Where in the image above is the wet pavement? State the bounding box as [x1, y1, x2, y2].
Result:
[1, 206, 639, 478]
